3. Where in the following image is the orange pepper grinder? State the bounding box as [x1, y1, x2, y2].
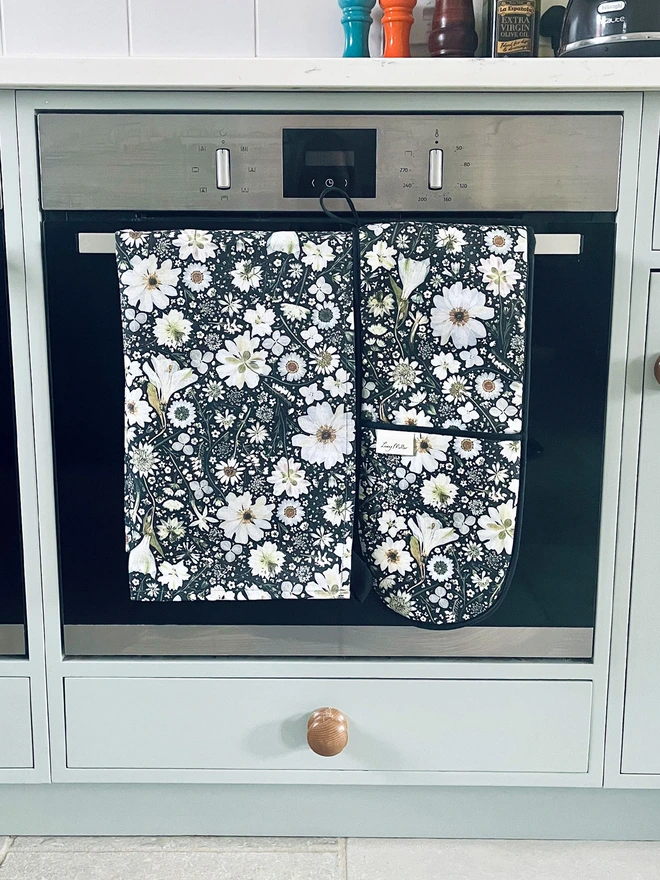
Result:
[379, 0, 417, 57]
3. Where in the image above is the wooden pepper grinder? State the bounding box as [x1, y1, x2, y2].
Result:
[338, 0, 377, 57]
[428, 0, 478, 57]
[379, 0, 417, 57]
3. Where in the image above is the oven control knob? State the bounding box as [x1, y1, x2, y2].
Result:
[216, 149, 231, 190]
[307, 707, 348, 757]
[654, 356, 660, 385]
[428, 148, 444, 190]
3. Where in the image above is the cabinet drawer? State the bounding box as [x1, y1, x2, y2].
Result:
[65, 677, 591, 774]
[0, 678, 33, 768]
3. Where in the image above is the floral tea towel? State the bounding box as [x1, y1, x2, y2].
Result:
[117, 228, 357, 601]
[358, 223, 531, 627]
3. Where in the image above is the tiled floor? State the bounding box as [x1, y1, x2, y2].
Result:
[0, 837, 659, 879]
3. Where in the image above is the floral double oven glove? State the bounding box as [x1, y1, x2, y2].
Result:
[116, 222, 531, 628]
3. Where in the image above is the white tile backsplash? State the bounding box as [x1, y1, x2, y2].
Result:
[0, 0, 558, 59]
[2, 0, 128, 56]
[129, 0, 255, 57]
[256, 0, 382, 58]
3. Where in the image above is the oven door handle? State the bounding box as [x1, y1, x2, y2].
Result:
[77, 232, 584, 256]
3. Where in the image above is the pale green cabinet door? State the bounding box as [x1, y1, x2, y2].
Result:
[0, 678, 33, 769]
[622, 272, 660, 775]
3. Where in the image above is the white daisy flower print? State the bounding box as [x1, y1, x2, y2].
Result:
[323, 368, 352, 398]
[244, 303, 276, 337]
[373, 537, 413, 574]
[485, 229, 512, 254]
[118, 227, 356, 603]
[292, 401, 355, 470]
[479, 255, 521, 297]
[322, 495, 352, 525]
[278, 351, 307, 382]
[393, 407, 432, 427]
[121, 254, 180, 313]
[157, 560, 189, 590]
[431, 351, 461, 380]
[430, 283, 495, 349]
[366, 240, 396, 271]
[267, 457, 310, 498]
[428, 554, 454, 583]
[167, 399, 195, 428]
[154, 310, 192, 350]
[477, 503, 516, 554]
[378, 510, 407, 537]
[277, 499, 304, 526]
[216, 332, 271, 390]
[453, 435, 482, 459]
[183, 263, 211, 292]
[436, 226, 467, 253]
[120, 230, 149, 249]
[267, 230, 300, 259]
[248, 541, 284, 580]
[173, 229, 218, 262]
[475, 372, 503, 400]
[305, 564, 350, 599]
[420, 473, 458, 510]
[215, 457, 244, 486]
[217, 491, 274, 545]
[389, 358, 420, 391]
[125, 387, 152, 427]
[302, 239, 335, 271]
[129, 442, 159, 476]
[230, 260, 262, 292]
[403, 433, 450, 474]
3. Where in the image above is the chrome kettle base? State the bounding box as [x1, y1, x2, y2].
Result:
[561, 32, 660, 56]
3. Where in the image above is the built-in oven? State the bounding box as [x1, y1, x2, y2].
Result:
[37, 111, 622, 659]
[1, 199, 27, 657]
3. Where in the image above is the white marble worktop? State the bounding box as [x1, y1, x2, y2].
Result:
[0, 56, 659, 91]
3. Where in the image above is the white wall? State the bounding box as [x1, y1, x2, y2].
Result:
[0, 0, 555, 58]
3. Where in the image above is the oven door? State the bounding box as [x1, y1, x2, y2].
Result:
[1, 213, 27, 656]
[42, 212, 614, 659]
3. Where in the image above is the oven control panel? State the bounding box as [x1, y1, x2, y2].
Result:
[38, 112, 622, 213]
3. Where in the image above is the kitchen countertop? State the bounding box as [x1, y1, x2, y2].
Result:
[0, 56, 659, 91]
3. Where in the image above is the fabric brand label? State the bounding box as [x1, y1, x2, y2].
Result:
[375, 430, 415, 456]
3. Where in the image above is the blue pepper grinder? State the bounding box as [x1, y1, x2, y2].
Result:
[338, 0, 377, 57]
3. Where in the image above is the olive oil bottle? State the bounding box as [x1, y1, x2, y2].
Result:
[487, 0, 539, 57]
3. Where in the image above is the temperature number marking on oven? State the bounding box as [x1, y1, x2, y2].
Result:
[454, 145, 463, 152]
[418, 196, 427, 202]
[457, 183, 468, 189]
[400, 167, 410, 173]
[463, 162, 471, 167]
[402, 182, 414, 188]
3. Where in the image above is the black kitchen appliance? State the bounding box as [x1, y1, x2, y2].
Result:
[559, 0, 660, 56]
[37, 111, 622, 660]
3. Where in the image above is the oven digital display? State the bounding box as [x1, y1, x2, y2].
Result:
[283, 128, 376, 199]
[305, 150, 355, 167]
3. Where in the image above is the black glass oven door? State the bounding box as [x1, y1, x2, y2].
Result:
[0, 215, 27, 656]
[42, 213, 615, 659]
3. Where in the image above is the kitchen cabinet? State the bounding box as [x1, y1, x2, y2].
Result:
[0, 678, 34, 769]
[63, 677, 592, 777]
[621, 272, 660, 776]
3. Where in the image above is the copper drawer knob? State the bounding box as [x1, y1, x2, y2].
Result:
[654, 356, 660, 385]
[307, 707, 348, 757]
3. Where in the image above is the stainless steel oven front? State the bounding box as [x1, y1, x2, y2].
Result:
[37, 111, 622, 659]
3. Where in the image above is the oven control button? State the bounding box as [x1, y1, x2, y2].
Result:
[215, 148, 231, 189]
[428, 149, 443, 190]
